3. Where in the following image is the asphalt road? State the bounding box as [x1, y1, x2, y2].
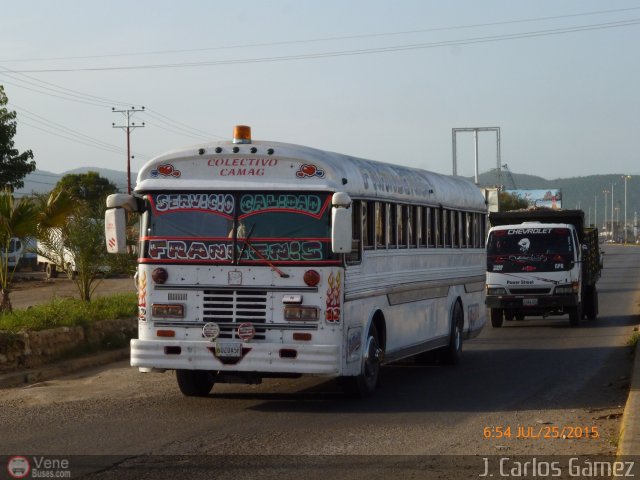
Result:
[1, 245, 639, 479]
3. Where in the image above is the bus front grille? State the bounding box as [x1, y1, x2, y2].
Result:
[202, 290, 268, 340]
[509, 287, 552, 295]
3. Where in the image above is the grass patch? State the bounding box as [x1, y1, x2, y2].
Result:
[0, 293, 137, 332]
[628, 329, 640, 349]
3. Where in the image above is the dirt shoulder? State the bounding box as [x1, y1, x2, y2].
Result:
[9, 272, 136, 310]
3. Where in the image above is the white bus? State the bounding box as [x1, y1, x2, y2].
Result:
[105, 126, 487, 397]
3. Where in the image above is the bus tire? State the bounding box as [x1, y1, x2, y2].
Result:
[569, 303, 582, 327]
[441, 301, 464, 365]
[490, 308, 504, 328]
[45, 263, 58, 279]
[338, 324, 382, 398]
[176, 369, 216, 397]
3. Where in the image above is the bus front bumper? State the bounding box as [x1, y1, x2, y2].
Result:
[130, 339, 341, 375]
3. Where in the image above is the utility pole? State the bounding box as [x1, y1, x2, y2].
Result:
[112, 106, 145, 194]
[623, 175, 631, 244]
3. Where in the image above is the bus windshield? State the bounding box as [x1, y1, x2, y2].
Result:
[141, 192, 338, 265]
[487, 227, 575, 273]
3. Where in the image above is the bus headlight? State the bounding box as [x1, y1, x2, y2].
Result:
[152, 303, 185, 318]
[284, 306, 319, 321]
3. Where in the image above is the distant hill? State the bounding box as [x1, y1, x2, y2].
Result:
[15, 168, 135, 197]
[476, 170, 639, 228]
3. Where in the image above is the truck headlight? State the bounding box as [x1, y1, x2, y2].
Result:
[487, 287, 507, 295]
[555, 284, 578, 295]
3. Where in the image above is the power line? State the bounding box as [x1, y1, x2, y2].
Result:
[10, 102, 133, 153]
[1, 6, 638, 63]
[1, 68, 225, 140]
[5, 18, 640, 73]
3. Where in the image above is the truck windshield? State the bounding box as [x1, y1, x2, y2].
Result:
[487, 227, 575, 273]
[141, 192, 338, 265]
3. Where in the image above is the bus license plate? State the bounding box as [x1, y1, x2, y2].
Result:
[523, 298, 538, 306]
[215, 342, 242, 358]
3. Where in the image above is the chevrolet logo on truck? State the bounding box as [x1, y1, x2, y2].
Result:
[507, 228, 552, 235]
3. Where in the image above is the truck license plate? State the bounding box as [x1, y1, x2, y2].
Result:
[523, 298, 538, 306]
[215, 342, 242, 358]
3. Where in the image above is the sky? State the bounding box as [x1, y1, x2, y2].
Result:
[2, 0, 640, 188]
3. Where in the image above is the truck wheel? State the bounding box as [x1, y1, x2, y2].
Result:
[338, 324, 382, 398]
[569, 303, 582, 327]
[585, 285, 598, 321]
[45, 263, 58, 279]
[490, 308, 504, 328]
[176, 370, 216, 397]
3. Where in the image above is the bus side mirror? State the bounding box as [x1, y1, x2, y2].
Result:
[105, 208, 128, 254]
[331, 192, 352, 253]
[106, 193, 138, 212]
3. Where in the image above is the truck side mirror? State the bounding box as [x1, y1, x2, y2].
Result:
[331, 192, 352, 253]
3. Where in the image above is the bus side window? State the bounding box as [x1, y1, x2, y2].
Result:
[410, 206, 418, 248]
[418, 207, 425, 248]
[347, 201, 362, 264]
[387, 203, 396, 248]
[442, 209, 449, 248]
[397, 204, 406, 248]
[375, 202, 385, 249]
[433, 208, 440, 248]
[362, 201, 373, 250]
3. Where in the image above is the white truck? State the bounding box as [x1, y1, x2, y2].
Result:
[36, 234, 77, 279]
[485, 209, 601, 327]
[3, 237, 38, 272]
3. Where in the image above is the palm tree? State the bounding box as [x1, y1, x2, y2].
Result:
[0, 190, 73, 313]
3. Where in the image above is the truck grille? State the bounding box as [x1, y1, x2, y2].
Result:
[509, 287, 552, 295]
[202, 290, 268, 340]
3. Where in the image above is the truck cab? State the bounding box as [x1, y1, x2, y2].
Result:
[485, 209, 600, 327]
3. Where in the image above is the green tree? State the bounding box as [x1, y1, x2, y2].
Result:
[53, 171, 117, 219]
[499, 191, 529, 211]
[0, 190, 73, 312]
[0, 86, 35, 190]
[41, 172, 130, 301]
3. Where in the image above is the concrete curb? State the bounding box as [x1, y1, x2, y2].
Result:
[618, 340, 640, 456]
[0, 348, 129, 389]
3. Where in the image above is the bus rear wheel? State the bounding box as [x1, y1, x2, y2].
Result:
[176, 370, 216, 397]
[441, 301, 464, 365]
[338, 324, 382, 398]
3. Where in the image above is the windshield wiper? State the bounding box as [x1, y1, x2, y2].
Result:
[235, 223, 289, 277]
[236, 223, 255, 266]
[245, 241, 290, 278]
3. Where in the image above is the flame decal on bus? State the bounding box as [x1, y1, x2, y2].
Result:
[137, 271, 147, 321]
[326, 271, 341, 323]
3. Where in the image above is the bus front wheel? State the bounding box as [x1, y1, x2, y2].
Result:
[338, 324, 382, 398]
[176, 369, 216, 397]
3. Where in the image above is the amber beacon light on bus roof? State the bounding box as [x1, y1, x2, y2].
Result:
[232, 125, 252, 144]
